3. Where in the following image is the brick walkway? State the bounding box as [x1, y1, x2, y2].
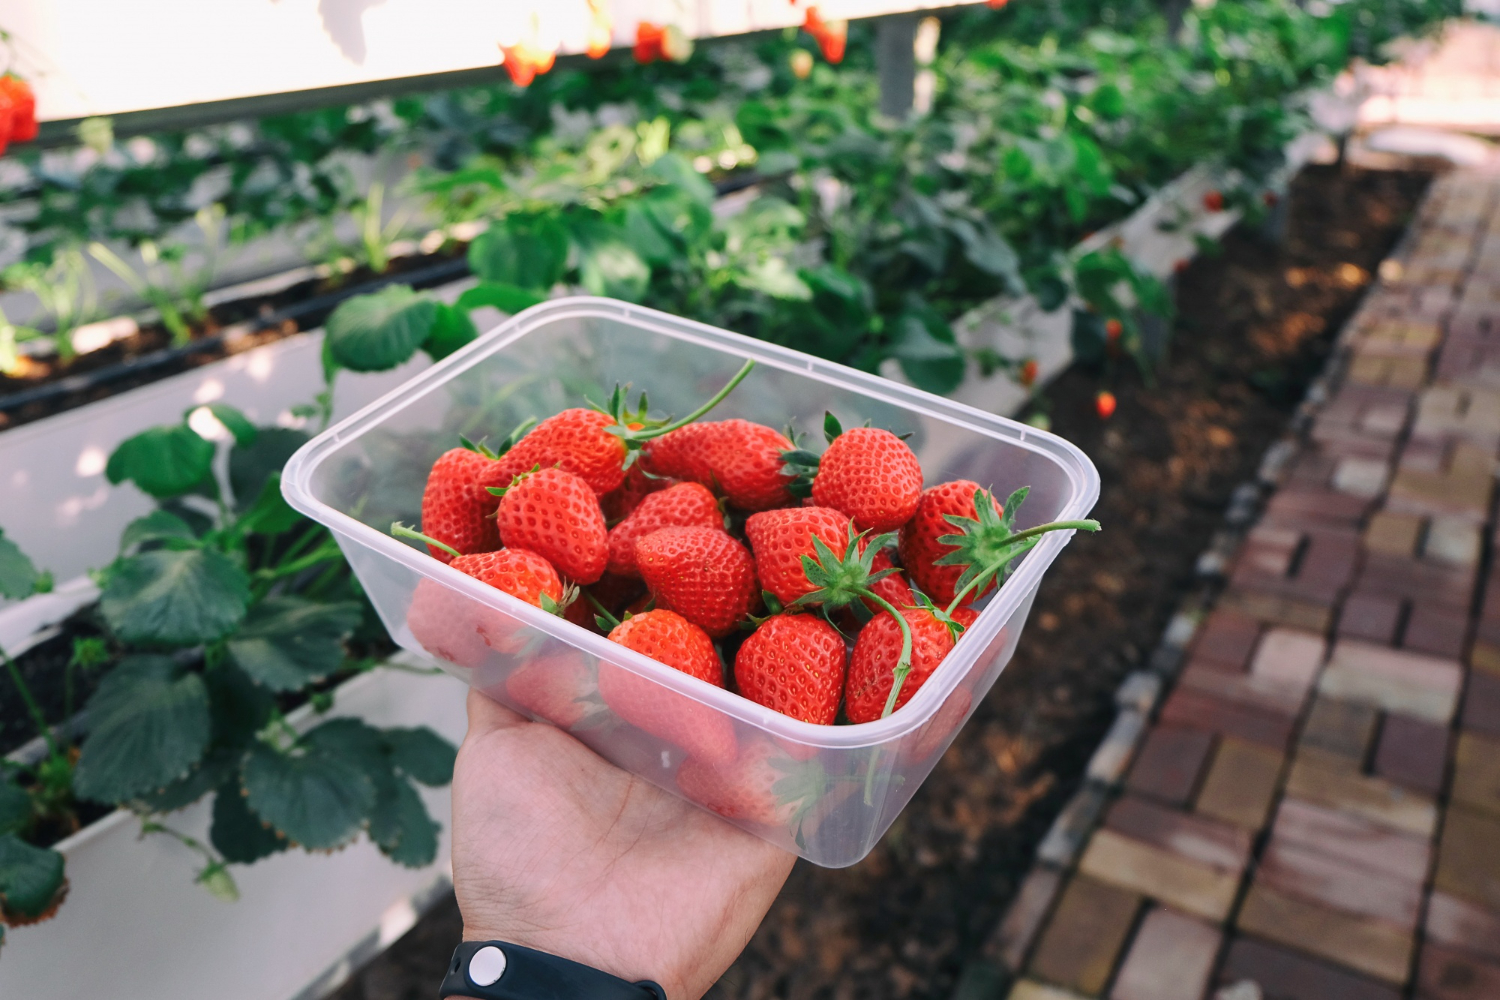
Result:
[987, 168, 1500, 1000]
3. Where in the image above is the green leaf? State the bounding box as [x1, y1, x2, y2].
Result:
[229, 428, 310, 512]
[99, 548, 251, 647]
[205, 663, 275, 749]
[242, 740, 376, 851]
[227, 597, 361, 692]
[135, 749, 239, 813]
[572, 219, 651, 302]
[121, 510, 199, 553]
[0, 529, 41, 600]
[383, 727, 457, 786]
[455, 281, 546, 316]
[0, 833, 65, 920]
[369, 773, 439, 868]
[106, 425, 215, 500]
[468, 214, 568, 292]
[195, 861, 240, 902]
[892, 303, 965, 395]
[238, 471, 303, 537]
[74, 655, 212, 802]
[198, 404, 258, 447]
[210, 779, 287, 864]
[0, 783, 30, 836]
[324, 285, 439, 373]
[422, 303, 478, 362]
[735, 258, 813, 300]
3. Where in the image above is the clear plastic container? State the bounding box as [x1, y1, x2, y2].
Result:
[282, 297, 1099, 867]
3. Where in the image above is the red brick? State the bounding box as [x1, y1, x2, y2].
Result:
[1338, 592, 1404, 645]
[1265, 489, 1374, 527]
[1192, 610, 1264, 672]
[1434, 805, 1500, 912]
[1358, 554, 1477, 610]
[1109, 907, 1221, 1000]
[1272, 798, 1431, 884]
[1159, 689, 1295, 750]
[1426, 892, 1500, 965]
[1027, 876, 1141, 995]
[1372, 714, 1451, 795]
[1257, 839, 1423, 927]
[1179, 661, 1312, 715]
[1417, 941, 1500, 999]
[1461, 670, 1500, 738]
[1218, 935, 1402, 1000]
[1105, 794, 1252, 872]
[1123, 725, 1216, 806]
[1300, 697, 1381, 762]
[988, 866, 1064, 973]
[1404, 603, 1469, 660]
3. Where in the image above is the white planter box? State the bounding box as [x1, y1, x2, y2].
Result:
[0, 662, 469, 1000]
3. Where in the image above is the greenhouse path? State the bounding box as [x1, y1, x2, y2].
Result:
[986, 166, 1500, 1000]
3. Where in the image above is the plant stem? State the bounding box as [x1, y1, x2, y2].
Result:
[391, 522, 460, 558]
[630, 359, 756, 441]
[582, 588, 620, 629]
[1, 646, 61, 760]
[859, 591, 914, 720]
[943, 518, 1101, 616]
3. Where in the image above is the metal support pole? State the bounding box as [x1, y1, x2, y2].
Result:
[877, 14, 919, 121]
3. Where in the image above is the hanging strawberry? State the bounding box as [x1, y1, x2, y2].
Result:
[803, 8, 847, 64]
[0, 75, 36, 143]
[500, 42, 557, 87]
[635, 22, 664, 63]
[1095, 391, 1117, 420]
[586, 0, 612, 59]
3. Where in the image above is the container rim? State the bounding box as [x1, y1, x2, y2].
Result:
[283, 296, 1100, 749]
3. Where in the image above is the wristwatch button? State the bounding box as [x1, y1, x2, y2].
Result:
[468, 945, 508, 986]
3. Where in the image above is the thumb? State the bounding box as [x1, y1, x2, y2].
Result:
[466, 686, 526, 736]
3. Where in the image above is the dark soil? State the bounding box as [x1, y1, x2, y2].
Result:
[328, 163, 1432, 1000]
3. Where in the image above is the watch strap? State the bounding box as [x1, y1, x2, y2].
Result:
[439, 939, 667, 1000]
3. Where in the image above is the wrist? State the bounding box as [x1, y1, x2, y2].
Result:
[441, 939, 667, 1000]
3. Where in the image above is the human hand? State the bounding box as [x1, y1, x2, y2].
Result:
[450, 688, 796, 1000]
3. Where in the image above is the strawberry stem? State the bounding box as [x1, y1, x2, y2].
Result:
[627, 359, 756, 442]
[582, 588, 620, 629]
[391, 521, 461, 559]
[859, 589, 915, 719]
[942, 518, 1100, 616]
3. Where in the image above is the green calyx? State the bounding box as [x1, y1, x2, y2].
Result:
[779, 410, 842, 499]
[460, 416, 536, 461]
[484, 464, 543, 498]
[592, 359, 756, 466]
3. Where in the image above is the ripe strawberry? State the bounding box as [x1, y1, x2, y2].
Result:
[599, 609, 737, 765]
[406, 579, 497, 670]
[676, 737, 826, 827]
[495, 467, 608, 584]
[499, 408, 626, 497]
[1019, 359, 1039, 388]
[642, 419, 795, 511]
[419, 447, 503, 562]
[898, 481, 1002, 607]
[1105, 318, 1123, 343]
[601, 464, 673, 522]
[809, 427, 923, 532]
[1096, 391, 1117, 420]
[865, 549, 914, 614]
[503, 652, 604, 730]
[845, 607, 974, 723]
[1203, 189, 1225, 212]
[607, 482, 722, 578]
[635, 527, 759, 637]
[734, 613, 846, 725]
[743, 506, 852, 606]
[0, 76, 37, 143]
[450, 548, 564, 610]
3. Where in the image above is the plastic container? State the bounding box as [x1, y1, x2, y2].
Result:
[282, 297, 1099, 867]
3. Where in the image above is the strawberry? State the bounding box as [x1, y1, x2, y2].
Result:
[601, 464, 673, 522]
[500, 408, 628, 497]
[899, 481, 1002, 607]
[676, 737, 826, 827]
[1018, 359, 1039, 388]
[865, 549, 914, 614]
[419, 447, 504, 562]
[642, 419, 796, 511]
[450, 548, 564, 611]
[1203, 189, 1225, 212]
[734, 613, 846, 725]
[1095, 391, 1117, 420]
[503, 652, 605, 730]
[406, 579, 497, 670]
[743, 506, 852, 606]
[804, 424, 923, 533]
[845, 607, 970, 723]
[607, 482, 722, 577]
[599, 609, 737, 765]
[0, 76, 37, 143]
[495, 467, 608, 584]
[635, 527, 759, 638]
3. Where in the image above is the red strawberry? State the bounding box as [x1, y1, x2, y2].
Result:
[845, 607, 971, 723]
[734, 613, 846, 725]
[675, 737, 825, 827]
[599, 609, 737, 765]
[503, 652, 603, 730]
[0, 76, 37, 143]
[496, 468, 608, 584]
[1203, 189, 1225, 212]
[898, 481, 1003, 607]
[811, 427, 923, 532]
[642, 419, 795, 511]
[607, 482, 722, 577]
[406, 579, 497, 670]
[865, 549, 915, 614]
[500, 408, 628, 497]
[450, 548, 563, 610]
[1095, 391, 1117, 420]
[635, 527, 759, 638]
[743, 506, 852, 606]
[601, 465, 673, 522]
[419, 447, 503, 563]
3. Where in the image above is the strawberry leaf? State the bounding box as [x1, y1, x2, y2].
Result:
[0, 833, 65, 921]
[99, 548, 251, 647]
[383, 727, 456, 787]
[226, 597, 362, 692]
[0, 529, 44, 600]
[0, 783, 30, 837]
[210, 778, 288, 863]
[241, 736, 376, 851]
[325, 284, 439, 373]
[74, 655, 212, 803]
[369, 772, 439, 868]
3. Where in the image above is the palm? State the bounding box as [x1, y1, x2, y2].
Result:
[450, 690, 794, 1000]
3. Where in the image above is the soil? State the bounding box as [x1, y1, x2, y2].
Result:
[323, 162, 1433, 1000]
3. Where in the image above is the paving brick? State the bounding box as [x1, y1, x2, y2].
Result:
[1124, 725, 1216, 806]
[1388, 443, 1494, 522]
[1338, 592, 1404, 645]
[1416, 941, 1500, 1000]
[1027, 876, 1141, 996]
[1433, 805, 1500, 912]
[1451, 731, 1500, 819]
[1470, 636, 1500, 679]
[1250, 628, 1326, 693]
[1284, 755, 1437, 837]
[1104, 794, 1252, 871]
[1425, 892, 1500, 964]
[1037, 783, 1110, 868]
[1364, 512, 1424, 557]
[1333, 458, 1390, 498]
[989, 866, 1065, 973]
[1218, 935, 1403, 1000]
[1318, 641, 1463, 724]
[1078, 828, 1242, 922]
[1109, 907, 1221, 1000]
[1357, 554, 1477, 611]
[1403, 603, 1469, 660]
[1257, 839, 1423, 927]
[1272, 798, 1431, 884]
[1192, 610, 1264, 671]
[1218, 589, 1333, 633]
[1196, 738, 1284, 831]
[1180, 661, 1313, 715]
[1160, 689, 1295, 751]
[1372, 714, 1451, 795]
[1010, 981, 1090, 1000]
[1425, 517, 1483, 568]
[1237, 883, 1414, 985]
[1264, 489, 1372, 528]
[1460, 670, 1500, 738]
[1300, 697, 1381, 763]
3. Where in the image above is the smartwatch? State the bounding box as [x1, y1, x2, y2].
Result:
[439, 940, 668, 999]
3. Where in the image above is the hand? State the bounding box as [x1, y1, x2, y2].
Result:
[450, 689, 795, 1000]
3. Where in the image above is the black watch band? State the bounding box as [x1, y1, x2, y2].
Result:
[439, 940, 667, 1000]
